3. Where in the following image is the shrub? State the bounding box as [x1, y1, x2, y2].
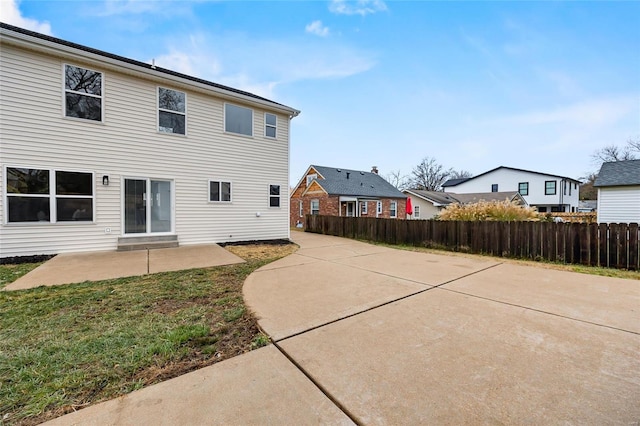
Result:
[439, 200, 539, 221]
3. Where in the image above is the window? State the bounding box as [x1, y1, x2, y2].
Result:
[491, 184, 498, 192]
[265, 113, 277, 138]
[538, 207, 547, 213]
[209, 180, 231, 202]
[269, 185, 280, 207]
[545, 180, 556, 195]
[414, 205, 420, 219]
[361, 201, 368, 214]
[377, 201, 382, 216]
[390, 201, 397, 218]
[65, 64, 102, 121]
[306, 173, 317, 187]
[311, 199, 319, 215]
[6, 167, 93, 223]
[518, 182, 529, 196]
[158, 87, 186, 134]
[563, 181, 567, 195]
[569, 182, 572, 196]
[299, 200, 303, 217]
[225, 103, 253, 136]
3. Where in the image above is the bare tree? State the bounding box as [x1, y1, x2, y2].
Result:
[449, 169, 473, 180]
[384, 169, 411, 190]
[591, 137, 640, 164]
[409, 157, 452, 191]
[579, 172, 598, 200]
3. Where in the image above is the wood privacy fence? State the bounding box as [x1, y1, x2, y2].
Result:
[305, 215, 640, 270]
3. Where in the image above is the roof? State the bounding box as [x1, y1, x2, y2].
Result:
[442, 166, 580, 187]
[404, 190, 458, 206]
[405, 190, 526, 206]
[0, 22, 299, 116]
[594, 159, 640, 187]
[309, 165, 406, 198]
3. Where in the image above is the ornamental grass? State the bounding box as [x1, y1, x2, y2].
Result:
[438, 200, 539, 222]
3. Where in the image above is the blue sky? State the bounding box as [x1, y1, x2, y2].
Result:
[2, 0, 639, 186]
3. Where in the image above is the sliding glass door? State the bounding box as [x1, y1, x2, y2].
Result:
[124, 178, 172, 234]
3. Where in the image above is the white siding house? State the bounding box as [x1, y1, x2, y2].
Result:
[442, 166, 580, 213]
[594, 160, 640, 224]
[0, 23, 299, 258]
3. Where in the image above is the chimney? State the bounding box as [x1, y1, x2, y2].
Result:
[371, 166, 378, 174]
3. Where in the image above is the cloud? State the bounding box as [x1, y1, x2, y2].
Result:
[305, 20, 329, 37]
[0, 0, 52, 34]
[329, 0, 387, 16]
[152, 32, 376, 98]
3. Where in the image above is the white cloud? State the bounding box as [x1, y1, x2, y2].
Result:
[0, 0, 52, 34]
[329, 0, 387, 16]
[152, 32, 376, 99]
[305, 20, 329, 37]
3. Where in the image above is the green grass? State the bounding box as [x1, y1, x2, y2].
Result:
[0, 263, 43, 290]
[0, 249, 291, 425]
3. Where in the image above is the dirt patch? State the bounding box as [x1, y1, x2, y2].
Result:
[225, 243, 298, 262]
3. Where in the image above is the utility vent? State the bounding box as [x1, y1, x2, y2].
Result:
[360, 171, 365, 175]
[346, 172, 350, 179]
[337, 169, 341, 172]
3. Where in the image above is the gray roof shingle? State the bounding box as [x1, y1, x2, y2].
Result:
[311, 165, 406, 198]
[594, 159, 640, 187]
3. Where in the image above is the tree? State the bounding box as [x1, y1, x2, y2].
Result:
[384, 169, 411, 190]
[579, 172, 598, 200]
[409, 157, 452, 191]
[591, 137, 640, 164]
[449, 169, 473, 180]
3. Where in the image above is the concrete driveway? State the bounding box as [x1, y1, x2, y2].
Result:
[44, 232, 640, 425]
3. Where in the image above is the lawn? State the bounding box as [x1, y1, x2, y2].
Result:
[0, 243, 296, 425]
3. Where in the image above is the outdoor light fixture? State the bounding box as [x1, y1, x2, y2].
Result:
[102, 175, 109, 186]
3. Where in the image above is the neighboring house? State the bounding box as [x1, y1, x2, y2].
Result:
[578, 200, 597, 213]
[0, 23, 299, 258]
[404, 189, 526, 219]
[290, 165, 406, 227]
[594, 159, 640, 223]
[442, 166, 580, 213]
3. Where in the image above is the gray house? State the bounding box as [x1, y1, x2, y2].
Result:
[594, 159, 640, 223]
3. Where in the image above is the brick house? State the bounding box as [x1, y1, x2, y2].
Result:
[290, 165, 407, 227]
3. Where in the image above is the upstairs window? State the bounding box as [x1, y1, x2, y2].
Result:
[518, 182, 529, 196]
[545, 181, 556, 195]
[158, 88, 186, 134]
[491, 184, 498, 192]
[209, 180, 232, 202]
[225, 103, 253, 136]
[6, 167, 93, 223]
[265, 113, 277, 138]
[306, 173, 317, 187]
[269, 185, 281, 207]
[65, 64, 102, 121]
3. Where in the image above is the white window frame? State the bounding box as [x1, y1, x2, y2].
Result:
[158, 87, 187, 135]
[390, 201, 397, 218]
[306, 173, 317, 187]
[63, 63, 104, 123]
[361, 201, 368, 214]
[311, 199, 320, 215]
[208, 180, 232, 203]
[4, 166, 95, 224]
[224, 103, 253, 136]
[414, 205, 420, 219]
[269, 184, 281, 208]
[299, 200, 303, 217]
[376, 201, 382, 217]
[265, 113, 277, 138]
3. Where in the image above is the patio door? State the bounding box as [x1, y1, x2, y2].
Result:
[346, 202, 356, 217]
[124, 178, 173, 234]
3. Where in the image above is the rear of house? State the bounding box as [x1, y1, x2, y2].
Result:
[594, 159, 640, 223]
[0, 23, 299, 258]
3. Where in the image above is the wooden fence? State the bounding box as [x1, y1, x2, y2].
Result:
[305, 215, 640, 270]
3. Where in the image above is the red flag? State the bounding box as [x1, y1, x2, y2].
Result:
[406, 196, 413, 216]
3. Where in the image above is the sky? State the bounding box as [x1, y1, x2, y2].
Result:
[2, 0, 639, 187]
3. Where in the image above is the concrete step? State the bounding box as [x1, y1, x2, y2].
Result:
[117, 235, 179, 251]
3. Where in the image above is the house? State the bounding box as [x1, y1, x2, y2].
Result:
[0, 23, 300, 258]
[594, 159, 640, 223]
[290, 165, 406, 227]
[442, 166, 580, 213]
[403, 189, 526, 219]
